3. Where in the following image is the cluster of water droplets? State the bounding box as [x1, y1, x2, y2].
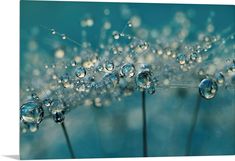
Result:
[20, 7, 235, 133]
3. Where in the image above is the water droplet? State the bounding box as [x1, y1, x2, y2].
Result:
[190, 52, 198, 61]
[112, 31, 120, 40]
[139, 41, 149, 51]
[176, 53, 186, 65]
[96, 64, 104, 72]
[75, 66, 86, 78]
[20, 101, 44, 124]
[128, 21, 133, 27]
[61, 34, 66, 40]
[43, 99, 51, 107]
[147, 83, 156, 94]
[227, 61, 235, 72]
[105, 61, 114, 71]
[103, 72, 119, 89]
[199, 78, 218, 99]
[60, 74, 71, 88]
[28, 123, 39, 132]
[215, 72, 225, 84]
[51, 29, 56, 35]
[53, 112, 65, 124]
[31, 93, 39, 100]
[49, 99, 66, 114]
[136, 70, 152, 89]
[71, 60, 77, 67]
[120, 63, 135, 78]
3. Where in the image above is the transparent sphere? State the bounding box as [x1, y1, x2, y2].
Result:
[105, 61, 114, 71]
[176, 53, 186, 65]
[43, 98, 52, 107]
[199, 78, 218, 99]
[147, 83, 156, 95]
[20, 101, 44, 124]
[112, 31, 120, 40]
[75, 66, 86, 78]
[60, 73, 71, 88]
[136, 70, 152, 89]
[52, 112, 65, 124]
[215, 72, 225, 84]
[190, 52, 198, 61]
[49, 99, 66, 115]
[120, 63, 135, 78]
[103, 72, 119, 89]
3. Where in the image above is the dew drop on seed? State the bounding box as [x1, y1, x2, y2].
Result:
[96, 64, 104, 72]
[190, 52, 198, 61]
[120, 63, 135, 78]
[31, 93, 39, 100]
[61, 34, 66, 40]
[60, 73, 71, 88]
[105, 61, 114, 71]
[43, 99, 51, 107]
[75, 66, 86, 78]
[176, 53, 186, 65]
[20, 101, 44, 124]
[51, 29, 56, 35]
[199, 78, 218, 99]
[139, 42, 149, 51]
[136, 70, 152, 89]
[49, 99, 66, 115]
[53, 112, 65, 124]
[112, 31, 120, 40]
[147, 83, 156, 95]
[103, 72, 119, 89]
[215, 72, 225, 84]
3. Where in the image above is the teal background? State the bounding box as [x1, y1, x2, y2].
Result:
[20, 1, 235, 159]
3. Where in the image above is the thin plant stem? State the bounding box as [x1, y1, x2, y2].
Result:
[61, 122, 76, 158]
[185, 94, 202, 156]
[142, 91, 148, 157]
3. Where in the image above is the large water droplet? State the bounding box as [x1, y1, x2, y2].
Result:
[120, 63, 135, 78]
[139, 41, 149, 51]
[20, 101, 44, 124]
[31, 93, 39, 101]
[199, 78, 218, 99]
[112, 31, 120, 40]
[215, 72, 225, 84]
[96, 64, 104, 72]
[105, 61, 114, 71]
[60, 74, 71, 88]
[49, 99, 66, 114]
[51, 29, 56, 35]
[53, 112, 65, 124]
[136, 70, 152, 89]
[190, 52, 198, 61]
[61, 34, 66, 40]
[103, 72, 119, 89]
[227, 60, 235, 72]
[43, 98, 51, 107]
[147, 83, 156, 94]
[75, 66, 86, 78]
[176, 53, 186, 65]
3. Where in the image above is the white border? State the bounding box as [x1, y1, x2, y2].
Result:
[0, 0, 234, 160]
